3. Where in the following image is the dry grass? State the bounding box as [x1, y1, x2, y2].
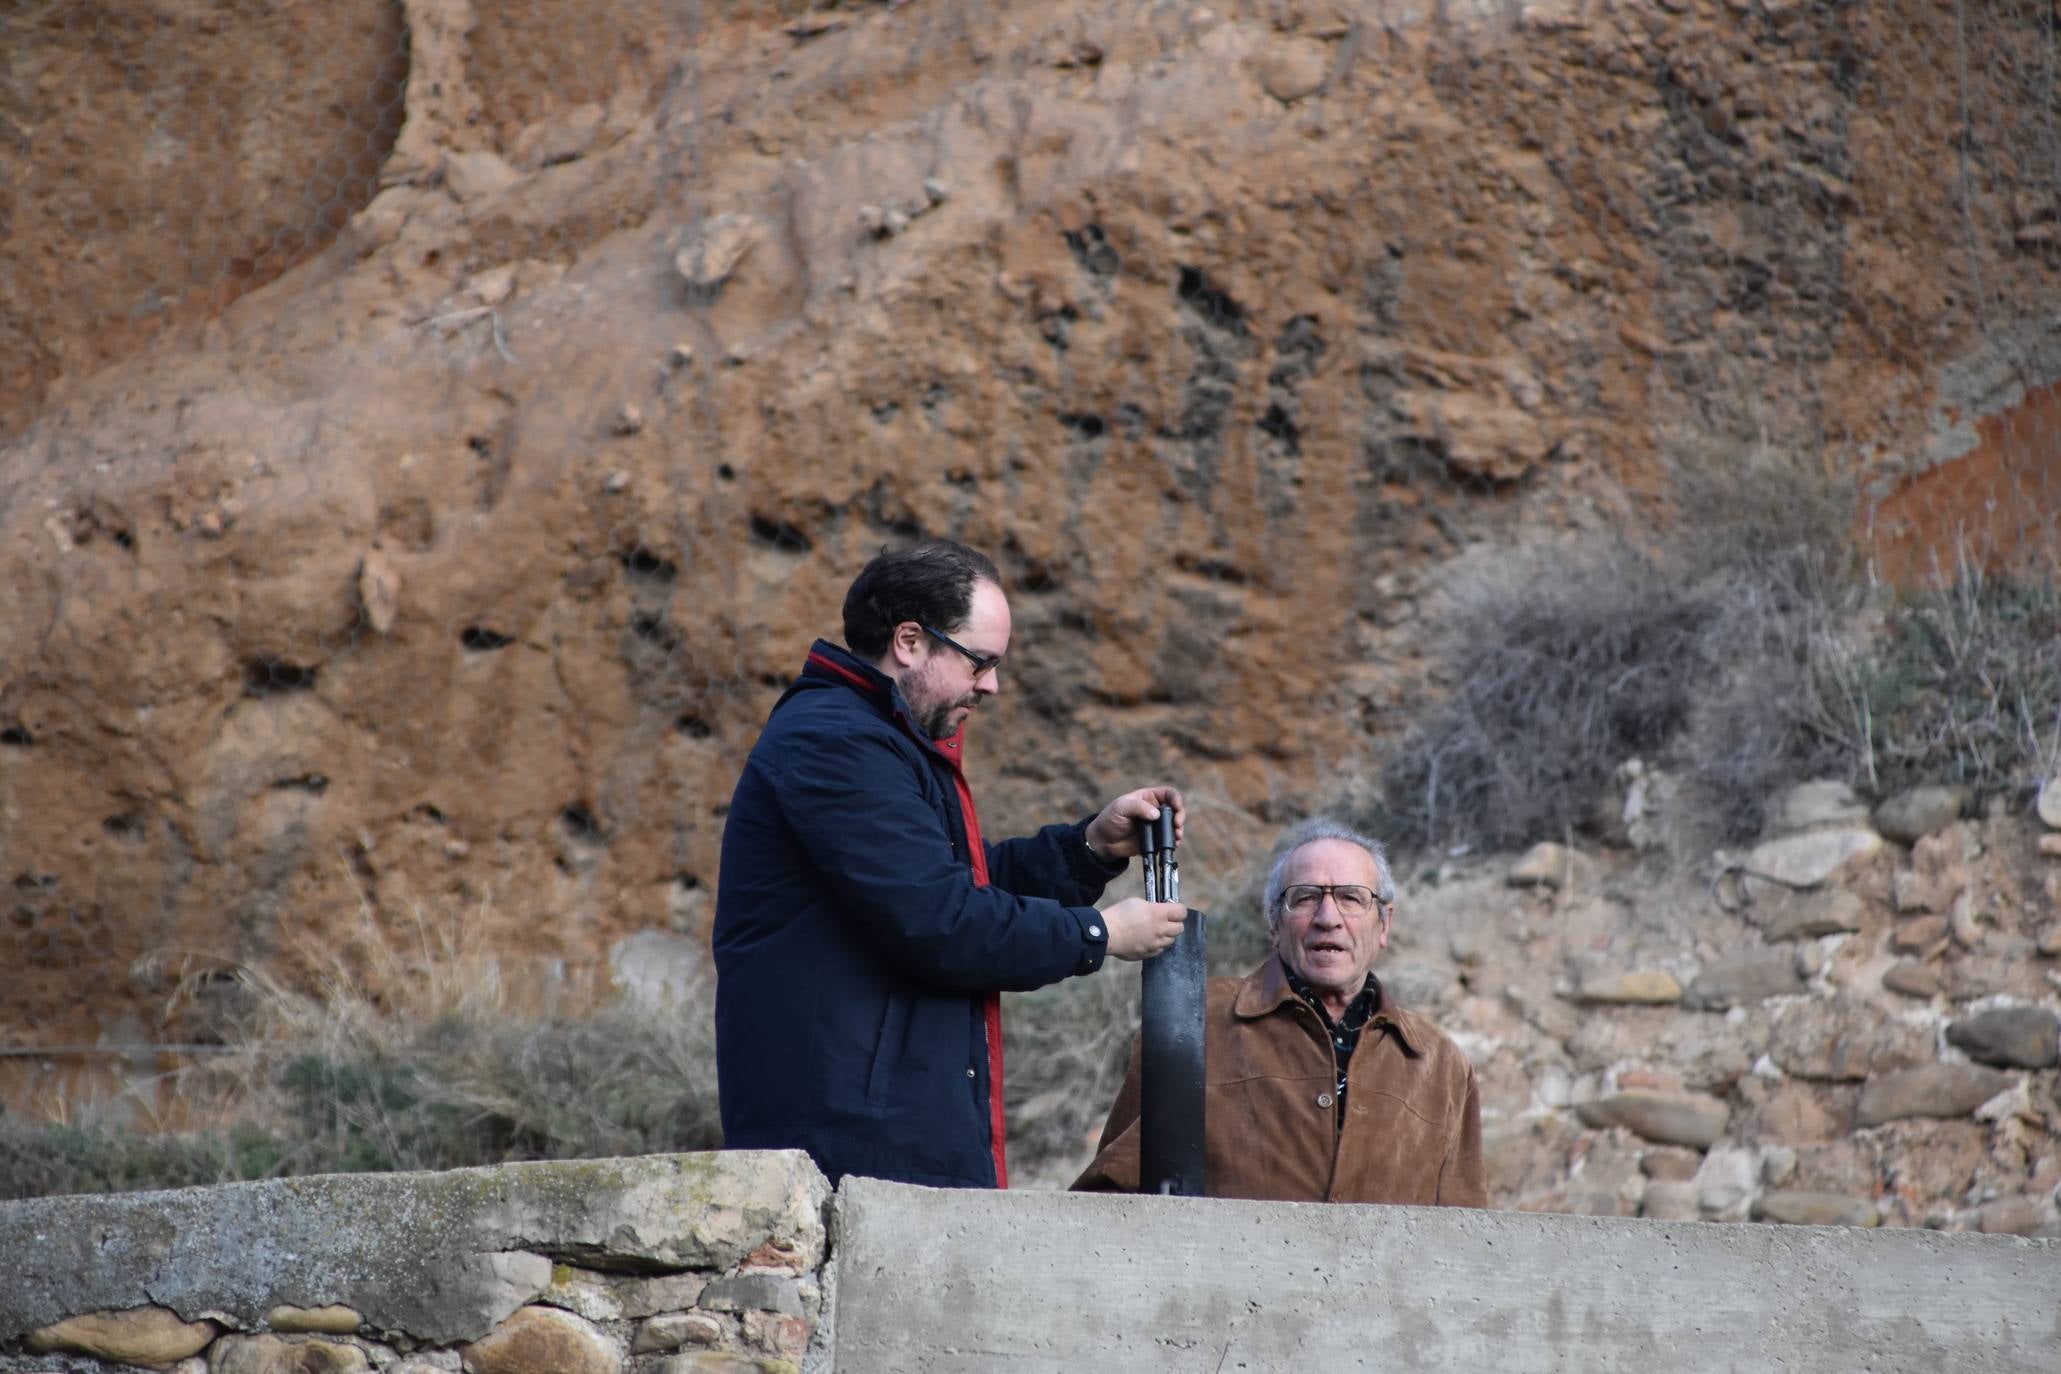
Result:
[1, 898, 721, 1200]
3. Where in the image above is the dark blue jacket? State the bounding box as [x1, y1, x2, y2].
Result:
[714, 640, 1122, 1188]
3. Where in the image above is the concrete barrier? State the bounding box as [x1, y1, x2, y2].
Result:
[829, 1179, 2061, 1372]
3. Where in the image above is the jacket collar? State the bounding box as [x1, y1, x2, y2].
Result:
[785, 639, 971, 765]
[1233, 954, 1425, 1057]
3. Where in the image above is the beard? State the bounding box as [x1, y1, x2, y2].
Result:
[904, 659, 979, 739]
[918, 690, 978, 739]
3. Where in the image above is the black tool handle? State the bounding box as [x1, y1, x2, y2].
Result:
[1139, 906, 1208, 1196]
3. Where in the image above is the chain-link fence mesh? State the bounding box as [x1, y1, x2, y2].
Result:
[1, 0, 2059, 1191]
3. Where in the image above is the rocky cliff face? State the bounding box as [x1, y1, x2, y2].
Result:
[2, 0, 2058, 1213]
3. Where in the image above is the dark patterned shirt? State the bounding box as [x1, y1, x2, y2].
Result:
[1284, 968, 1382, 1124]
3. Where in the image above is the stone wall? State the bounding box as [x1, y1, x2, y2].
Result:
[0, 1151, 829, 1374]
[1394, 776, 2061, 1232]
[6, 1150, 2056, 1373]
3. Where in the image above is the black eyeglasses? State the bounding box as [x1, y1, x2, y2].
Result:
[1280, 884, 1386, 917]
[922, 625, 1004, 676]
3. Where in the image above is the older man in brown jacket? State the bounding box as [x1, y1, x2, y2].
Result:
[1073, 818, 1488, 1205]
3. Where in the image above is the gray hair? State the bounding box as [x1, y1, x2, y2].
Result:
[1261, 817, 1397, 922]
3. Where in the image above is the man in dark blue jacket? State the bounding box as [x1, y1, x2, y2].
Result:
[714, 539, 1188, 1188]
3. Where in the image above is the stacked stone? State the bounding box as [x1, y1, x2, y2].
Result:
[1, 1153, 828, 1374]
[1410, 775, 2061, 1234]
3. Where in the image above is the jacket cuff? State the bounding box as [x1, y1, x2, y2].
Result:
[1070, 904, 1111, 975]
[1070, 815, 1128, 882]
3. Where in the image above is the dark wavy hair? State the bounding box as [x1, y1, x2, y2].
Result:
[842, 539, 1001, 659]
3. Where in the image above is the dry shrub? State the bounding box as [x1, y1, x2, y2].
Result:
[1371, 450, 1864, 853]
[1375, 540, 1719, 853]
[1, 900, 721, 1199]
[1370, 448, 2059, 860]
[1856, 555, 2061, 796]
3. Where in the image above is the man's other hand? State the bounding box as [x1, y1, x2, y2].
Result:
[1085, 785, 1186, 861]
[1102, 898, 1190, 960]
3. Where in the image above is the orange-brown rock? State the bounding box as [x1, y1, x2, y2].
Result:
[2, 0, 2059, 1082]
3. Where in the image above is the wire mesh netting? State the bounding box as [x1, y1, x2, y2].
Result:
[0, 0, 2058, 1178]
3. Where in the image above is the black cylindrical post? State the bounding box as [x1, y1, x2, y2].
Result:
[1138, 809, 1206, 1196]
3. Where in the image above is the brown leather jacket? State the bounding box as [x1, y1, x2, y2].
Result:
[1072, 956, 1488, 1206]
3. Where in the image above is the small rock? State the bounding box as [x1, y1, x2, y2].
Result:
[2038, 777, 2061, 829]
[1873, 786, 1969, 844]
[1744, 829, 1882, 888]
[443, 150, 522, 202]
[464, 1306, 619, 1374]
[858, 204, 891, 237]
[1758, 888, 1866, 942]
[1855, 1063, 2015, 1126]
[1752, 1191, 1878, 1227]
[741, 1310, 810, 1360]
[1976, 1196, 2054, 1235]
[697, 1273, 803, 1318]
[675, 213, 760, 289]
[603, 471, 631, 494]
[1692, 1147, 1758, 1218]
[1769, 997, 1931, 1081]
[467, 264, 517, 307]
[1507, 841, 1589, 890]
[615, 403, 643, 436]
[1895, 825, 1974, 914]
[613, 1273, 706, 1319]
[1945, 1006, 2060, 1069]
[632, 1314, 723, 1354]
[357, 549, 400, 635]
[657, 1356, 789, 1374]
[1891, 915, 1950, 951]
[1793, 941, 1831, 979]
[922, 177, 950, 205]
[1761, 1146, 1798, 1186]
[1572, 967, 1683, 1005]
[1382, 964, 1454, 1011]
[1640, 1146, 1704, 1181]
[1770, 780, 1871, 833]
[670, 343, 696, 368]
[215, 1335, 370, 1374]
[1882, 961, 1941, 998]
[2037, 921, 2061, 956]
[2039, 835, 2061, 858]
[1640, 1180, 1700, 1220]
[1257, 39, 1331, 103]
[1616, 759, 1678, 852]
[1948, 893, 1982, 949]
[348, 184, 419, 248]
[1575, 1091, 1729, 1148]
[883, 207, 911, 236]
[1684, 950, 1804, 1009]
[266, 1306, 363, 1335]
[512, 102, 604, 169]
[1447, 928, 1482, 966]
[782, 13, 847, 39]
[1974, 1077, 2035, 1123]
[27, 1309, 219, 1366]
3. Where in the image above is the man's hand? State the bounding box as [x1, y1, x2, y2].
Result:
[1085, 785, 1186, 862]
[1102, 897, 1191, 961]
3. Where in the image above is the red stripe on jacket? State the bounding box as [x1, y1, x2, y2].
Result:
[934, 728, 1007, 1190]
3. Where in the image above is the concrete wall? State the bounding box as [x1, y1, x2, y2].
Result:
[6, 1154, 2055, 1373]
[830, 1178, 2061, 1373]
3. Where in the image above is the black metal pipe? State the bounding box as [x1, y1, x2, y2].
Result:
[1137, 809, 1206, 1196]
